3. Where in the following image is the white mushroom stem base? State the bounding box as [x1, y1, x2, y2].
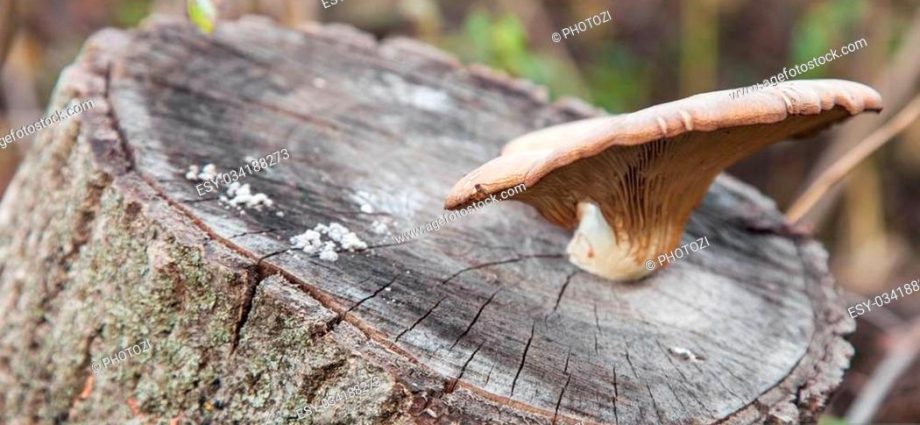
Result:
[566, 201, 664, 281]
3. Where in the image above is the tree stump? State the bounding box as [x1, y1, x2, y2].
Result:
[0, 16, 855, 425]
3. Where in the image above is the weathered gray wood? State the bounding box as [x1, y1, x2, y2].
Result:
[0, 15, 854, 424]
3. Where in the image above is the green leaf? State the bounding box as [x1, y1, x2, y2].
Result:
[187, 0, 217, 34]
[817, 415, 848, 425]
[114, 0, 152, 27]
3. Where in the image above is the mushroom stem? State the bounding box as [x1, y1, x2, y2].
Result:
[566, 201, 653, 280]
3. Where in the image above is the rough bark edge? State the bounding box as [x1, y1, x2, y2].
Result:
[709, 179, 856, 425]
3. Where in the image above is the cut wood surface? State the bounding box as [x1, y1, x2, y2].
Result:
[0, 16, 854, 424]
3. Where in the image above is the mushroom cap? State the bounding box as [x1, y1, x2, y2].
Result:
[444, 79, 882, 228]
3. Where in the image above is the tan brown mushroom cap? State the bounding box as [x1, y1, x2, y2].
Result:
[446, 79, 881, 223]
[444, 79, 882, 281]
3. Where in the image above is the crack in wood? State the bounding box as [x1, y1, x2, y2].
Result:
[646, 383, 663, 424]
[363, 240, 416, 251]
[593, 303, 601, 331]
[552, 271, 578, 313]
[625, 347, 654, 420]
[484, 360, 496, 388]
[450, 288, 503, 350]
[256, 248, 292, 264]
[446, 340, 484, 393]
[693, 361, 746, 406]
[343, 275, 397, 317]
[227, 227, 280, 239]
[666, 382, 690, 416]
[551, 374, 572, 425]
[230, 266, 264, 354]
[718, 359, 753, 394]
[654, 340, 709, 414]
[624, 348, 639, 380]
[394, 294, 448, 343]
[655, 340, 694, 384]
[181, 196, 221, 204]
[510, 320, 536, 398]
[611, 365, 619, 425]
[438, 254, 564, 286]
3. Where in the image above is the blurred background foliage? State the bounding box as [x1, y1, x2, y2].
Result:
[1, 0, 918, 422]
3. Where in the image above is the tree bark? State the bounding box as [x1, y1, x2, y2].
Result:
[0, 15, 854, 425]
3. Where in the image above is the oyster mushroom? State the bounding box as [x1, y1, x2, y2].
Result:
[444, 79, 882, 281]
